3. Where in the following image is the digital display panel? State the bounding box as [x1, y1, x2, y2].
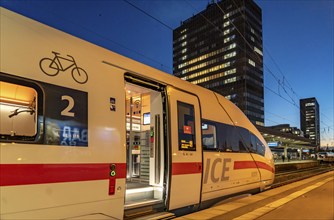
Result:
[143, 112, 150, 125]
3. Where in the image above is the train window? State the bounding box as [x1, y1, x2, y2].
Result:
[177, 101, 196, 151]
[202, 120, 259, 154]
[250, 134, 257, 153]
[202, 120, 217, 150]
[249, 133, 265, 156]
[228, 126, 239, 152]
[0, 80, 40, 141]
[256, 138, 265, 156]
[238, 127, 250, 153]
[216, 123, 238, 152]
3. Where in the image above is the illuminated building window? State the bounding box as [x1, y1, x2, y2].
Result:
[224, 51, 236, 59]
[248, 59, 255, 67]
[189, 67, 235, 84]
[254, 47, 263, 56]
[225, 68, 236, 76]
[224, 35, 235, 44]
[224, 77, 236, 84]
[228, 43, 236, 50]
[223, 21, 230, 27]
[225, 94, 236, 100]
[177, 43, 236, 71]
[224, 29, 230, 35]
[224, 13, 230, 19]
[182, 62, 232, 84]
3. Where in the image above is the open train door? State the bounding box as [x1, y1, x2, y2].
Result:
[124, 76, 168, 217]
[167, 86, 202, 211]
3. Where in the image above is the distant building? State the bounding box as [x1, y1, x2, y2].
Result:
[173, 0, 264, 125]
[300, 98, 320, 148]
[268, 124, 304, 137]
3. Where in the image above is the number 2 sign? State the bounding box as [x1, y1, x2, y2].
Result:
[41, 82, 88, 147]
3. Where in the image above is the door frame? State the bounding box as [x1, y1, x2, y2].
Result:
[124, 74, 169, 210]
[166, 86, 203, 211]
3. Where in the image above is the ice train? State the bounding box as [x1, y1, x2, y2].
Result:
[0, 7, 274, 219]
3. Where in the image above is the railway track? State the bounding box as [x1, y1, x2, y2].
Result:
[272, 164, 334, 188]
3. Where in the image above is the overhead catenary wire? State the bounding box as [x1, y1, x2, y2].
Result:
[123, 0, 332, 134]
[210, 0, 301, 110]
[265, 86, 296, 108]
[228, 0, 333, 132]
[123, 0, 332, 142]
[34, 0, 332, 142]
[123, 0, 173, 30]
[214, 0, 299, 108]
[265, 118, 282, 125]
[265, 111, 299, 125]
[213, 0, 334, 139]
[321, 112, 334, 124]
[264, 47, 300, 99]
[2, 1, 331, 146]
[229, 0, 301, 102]
[26, 1, 173, 73]
[216, 1, 333, 146]
[183, 0, 304, 127]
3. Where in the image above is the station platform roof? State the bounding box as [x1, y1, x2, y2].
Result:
[255, 125, 316, 149]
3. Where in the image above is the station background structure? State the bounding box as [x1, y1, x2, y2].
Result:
[256, 125, 316, 162]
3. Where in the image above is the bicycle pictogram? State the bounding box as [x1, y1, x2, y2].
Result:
[39, 51, 88, 84]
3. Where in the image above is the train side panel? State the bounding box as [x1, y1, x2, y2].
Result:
[202, 152, 261, 201]
[1, 7, 126, 219]
[0, 6, 275, 219]
[214, 94, 275, 187]
[197, 85, 275, 202]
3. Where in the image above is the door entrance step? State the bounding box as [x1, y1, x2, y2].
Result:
[125, 199, 162, 210]
[134, 212, 175, 220]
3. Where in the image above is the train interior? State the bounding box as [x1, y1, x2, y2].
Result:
[0, 81, 37, 138]
[124, 82, 166, 213]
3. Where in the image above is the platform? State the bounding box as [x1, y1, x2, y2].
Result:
[176, 171, 334, 219]
[274, 159, 319, 172]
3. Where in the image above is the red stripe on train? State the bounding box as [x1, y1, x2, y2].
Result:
[0, 163, 126, 186]
[234, 161, 274, 173]
[172, 162, 202, 175]
[255, 161, 275, 173]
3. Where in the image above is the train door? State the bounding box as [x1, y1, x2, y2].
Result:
[167, 86, 202, 210]
[124, 78, 166, 216]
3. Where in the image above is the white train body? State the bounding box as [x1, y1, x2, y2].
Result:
[0, 7, 274, 219]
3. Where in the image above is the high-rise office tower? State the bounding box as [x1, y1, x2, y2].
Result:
[300, 97, 320, 148]
[173, 0, 264, 125]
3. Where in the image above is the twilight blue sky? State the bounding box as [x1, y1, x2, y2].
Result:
[1, 0, 333, 146]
